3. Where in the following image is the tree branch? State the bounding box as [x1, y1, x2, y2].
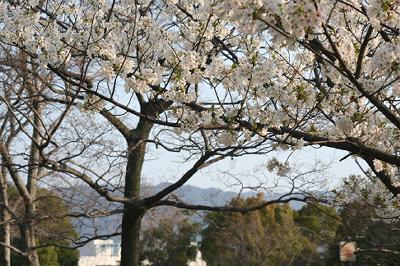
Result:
[152, 195, 311, 213]
[43, 158, 132, 204]
[0, 140, 32, 202]
[269, 127, 400, 167]
[363, 157, 400, 197]
[0, 241, 26, 257]
[100, 109, 131, 139]
[143, 152, 214, 205]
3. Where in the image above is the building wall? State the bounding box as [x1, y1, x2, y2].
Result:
[79, 239, 121, 266]
[79, 255, 120, 266]
[79, 239, 207, 266]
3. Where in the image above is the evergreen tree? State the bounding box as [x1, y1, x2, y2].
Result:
[140, 215, 199, 266]
[7, 186, 79, 266]
[201, 194, 309, 266]
[324, 201, 400, 266]
[293, 203, 341, 265]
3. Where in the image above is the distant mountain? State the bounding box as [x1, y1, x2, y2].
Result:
[150, 182, 305, 210]
[149, 182, 239, 206]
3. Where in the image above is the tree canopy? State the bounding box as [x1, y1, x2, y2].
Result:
[2, 0, 400, 265]
[201, 194, 310, 266]
[140, 214, 199, 266]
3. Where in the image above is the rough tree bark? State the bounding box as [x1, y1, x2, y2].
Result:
[120, 117, 154, 266]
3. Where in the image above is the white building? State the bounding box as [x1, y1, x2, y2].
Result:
[79, 239, 206, 266]
[79, 239, 121, 266]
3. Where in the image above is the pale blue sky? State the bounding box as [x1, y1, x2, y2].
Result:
[142, 145, 363, 192]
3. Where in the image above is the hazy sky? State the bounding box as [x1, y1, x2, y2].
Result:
[142, 145, 363, 192]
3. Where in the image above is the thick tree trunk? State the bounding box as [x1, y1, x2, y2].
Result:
[121, 206, 144, 266]
[0, 167, 11, 266]
[120, 118, 153, 266]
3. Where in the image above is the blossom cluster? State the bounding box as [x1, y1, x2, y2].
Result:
[368, 0, 400, 28]
[214, 0, 326, 38]
[2, 0, 400, 208]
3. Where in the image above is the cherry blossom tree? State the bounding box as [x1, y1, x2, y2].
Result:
[2, 0, 400, 265]
[213, 0, 400, 197]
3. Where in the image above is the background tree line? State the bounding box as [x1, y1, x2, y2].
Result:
[141, 193, 400, 266]
[3, 181, 400, 266]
